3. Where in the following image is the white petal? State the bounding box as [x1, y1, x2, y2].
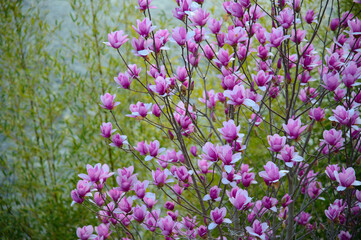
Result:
[208, 222, 218, 230]
[224, 165, 233, 173]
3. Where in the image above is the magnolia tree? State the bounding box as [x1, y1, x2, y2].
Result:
[71, 0, 361, 239]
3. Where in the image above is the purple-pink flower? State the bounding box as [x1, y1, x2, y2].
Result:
[282, 118, 308, 140]
[104, 30, 128, 49]
[208, 207, 231, 230]
[334, 167, 361, 191]
[100, 93, 120, 110]
[259, 161, 288, 185]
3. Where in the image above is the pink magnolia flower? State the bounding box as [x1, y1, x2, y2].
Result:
[114, 72, 132, 89]
[291, 29, 306, 44]
[100, 93, 120, 110]
[309, 107, 326, 121]
[229, 188, 252, 210]
[213, 48, 234, 67]
[299, 87, 318, 103]
[144, 193, 158, 209]
[277, 145, 303, 167]
[117, 196, 133, 213]
[208, 18, 222, 34]
[198, 159, 213, 174]
[71, 180, 92, 206]
[262, 196, 278, 212]
[267, 134, 286, 152]
[152, 168, 173, 187]
[241, 171, 257, 187]
[203, 185, 222, 202]
[136, 0, 156, 11]
[104, 30, 128, 49]
[225, 27, 247, 46]
[199, 90, 218, 109]
[338, 231, 352, 240]
[252, 70, 271, 91]
[304, 9, 317, 24]
[321, 128, 345, 148]
[218, 145, 242, 173]
[218, 120, 242, 143]
[196, 225, 207, 238]
[100, 122, 116, 138]
[116, 166, 137, 192]
[145, 140, 165, 161]
[276, 8, 294, 29]
[342, 61, 361, 88]
[131, 37, 151, 57]
[224, 85, 259, 111]
[208, 207, 231, 230]
[322, 72, 340, 91]
[79, 164, 114, 184]
[246, 220, 269, 240]
[77, 225, 95, 240]
[126, 102, 152, 119]
[282, 118, 308, 139]
[151, 104, 163, 118]
[295, 212, 312, 226]
[201, 142, 220, 162]
[158, 216, 175, 236]
[325, 164, 340, 181]
[307, 181, 324, 200]
[149, 76, 171, 97]
[330, 18, 340, 31]
[133, 180, 149, 199]
[266, 27, 290, 48]
[94, 192, 105, 207]
[175, 166, 193, 182]
[259, 161, 288, 185]
[126, 64, 141, 78]
[189, 8, 210, 26]
[110, 133, 128, 148]
[133, 205, 148, 223]
[329, 105, 361, 127]
[171, 26, 188, 46]
[132, 18, 156, 38]
[347, 18, 361, 37]
[334, 167, 361, 191]
[95, 223, 112, 239]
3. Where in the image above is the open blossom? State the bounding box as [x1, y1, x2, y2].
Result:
[225, 27, 247, 46]
[267, 134, 286, 152]
[295, 212, 312, 226]
[199, 90, 218, 109]
[329, 105, 361, 127]
[110, 133, 128, 148]
[152, 168, 173, 187]
[266, 27, 290, 48]
[282, 118, 308, 139]
[325, 164, 340, 181]
[132, 18, 156, 38]
[246, 220, 269, 240]
[291, 29, 306, 44]
[277, 145, 303, 167]
[203, 185, 222, 202]
[213, 48, 234, 67]
[100, 122, 116, 138]
[309, 107, 325, 121]
[114, 72, 132, 89]
[132, 205, 148, 223]
[145, 140, 165, 161]
[334, 167, 361, 191]
[322, 72, 340, 91]
[259, 161, 288, 185]
[198, 159, 213, 174]
[189, 8, 210, 26]
[252, 70, 271, 91]
[304, 9, 317, 24]
[171, 26, 188, 46]
[116, 166, 137, 192]
[224, 85, 259, 111]
[229, 188, 252, 210]
[136, 0, 156, 11]
[126, 102, 152, 119]
[96, 223, 112, 239]
[104, 30, 128, 48]
[262, 196, 278, 212]
[218, 145, 242, 173]
[79, 163, 113, 184]
[71, 180, 92, 206]
[321, 129, 344, 151]
[158, 216, 175, 236]
[276, 8, 294, 29]
[149, 76, 171, 97]
[201, 142, 220, 162]
[208, 207, 231, 230]
[100, 93, 120, 110]
[208, 18, 222, 34]
[77, 225, 95, 240]
[338, 231, 352, 240]
[218, 120, 242, 143]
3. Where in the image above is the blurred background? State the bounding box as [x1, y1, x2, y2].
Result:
[0, 0, 359, 239]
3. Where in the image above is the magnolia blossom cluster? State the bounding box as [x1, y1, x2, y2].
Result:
[72, 0, 361, 239]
